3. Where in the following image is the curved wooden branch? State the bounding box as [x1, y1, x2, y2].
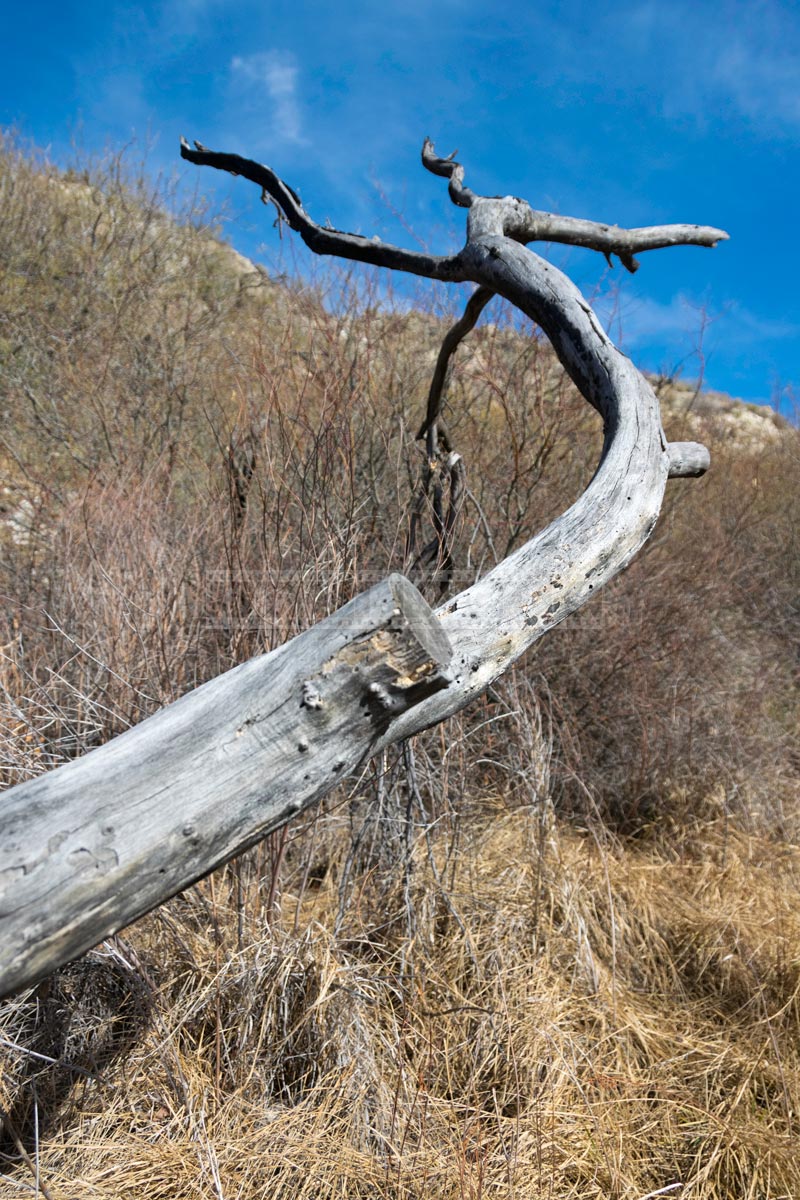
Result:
[0, 138, 727, 995]
[407, 284, 493, 590]
[417, 285, 495, 440]
[179, 138, 466, 282]
[175, 136, 723, 738]
[420, 137, 475, 208]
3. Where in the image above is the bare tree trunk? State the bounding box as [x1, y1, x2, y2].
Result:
[0, 577, 451, 996]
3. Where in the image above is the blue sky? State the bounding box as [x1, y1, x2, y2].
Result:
[3, 0, 797, 412]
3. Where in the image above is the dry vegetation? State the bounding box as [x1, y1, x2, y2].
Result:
[1, 133, 798, 1199]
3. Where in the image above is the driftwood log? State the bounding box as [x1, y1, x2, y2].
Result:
[0, 578, 451, 996]
[0, 139, 727, 996]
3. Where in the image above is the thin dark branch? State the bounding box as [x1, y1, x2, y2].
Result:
[180, 138, 466, 282]
[407, 284, 491, 592]
[420, 138, 475, 208]
[417, 285, 495, 439]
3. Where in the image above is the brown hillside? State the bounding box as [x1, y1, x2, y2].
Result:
[1, 136, 798, 1199]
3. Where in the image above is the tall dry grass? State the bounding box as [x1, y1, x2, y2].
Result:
[1, 795, 797, 1198]
[1, 134, 798, 1197]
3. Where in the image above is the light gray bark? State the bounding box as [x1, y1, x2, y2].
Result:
[0, 577, 451, 996]
[0, 140, 727, 996]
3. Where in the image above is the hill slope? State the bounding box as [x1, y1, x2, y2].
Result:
[1, 136, 798, 1199]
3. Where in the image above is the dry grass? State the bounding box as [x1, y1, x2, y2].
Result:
[1, 134, 798, 1197]
[1, 788, 798, 1198]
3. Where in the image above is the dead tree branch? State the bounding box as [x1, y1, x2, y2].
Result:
[406, 285, 492, 589]
[177, 136, 720, 743]
[0, 577, 452, 996]
[420, 137, 728, 271]
[0, 138, 727, 995]
[180, 138, 467, 283]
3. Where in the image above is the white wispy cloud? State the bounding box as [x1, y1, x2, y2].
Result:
[622, 0, 800, 135]
[596, 292, 705, 349]
[709, 33, 800, 129]
[596, 290, 799, 354]
[721, 301, 800, 343]
[230, 51, 307, 145]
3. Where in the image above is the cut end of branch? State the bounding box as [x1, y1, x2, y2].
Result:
[387, 573, 453, 669]
[667, 441, 711, 478]
[619, 252, 640, 273]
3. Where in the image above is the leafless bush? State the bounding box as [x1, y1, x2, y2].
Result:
[1, 133, 798, 1199]
[535, 433, 799, 834]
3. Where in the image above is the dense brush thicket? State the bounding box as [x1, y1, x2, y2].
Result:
[1, 135, 798, 1198]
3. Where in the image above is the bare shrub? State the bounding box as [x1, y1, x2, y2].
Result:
[536, 431, 799, 835]
[1, 135, 798, 1198]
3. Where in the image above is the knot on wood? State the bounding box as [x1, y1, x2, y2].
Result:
[301, 681, 324, 710]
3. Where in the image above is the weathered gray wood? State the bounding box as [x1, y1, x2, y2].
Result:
[0, 576, 451, 997]
[667, 441, 711, 478]
[369, 186, 714, 744]
[0, 140, 726, 996]
[180, 137, 727, 281]
[374, 241, 699, 748]
[177, 140, 722, 753]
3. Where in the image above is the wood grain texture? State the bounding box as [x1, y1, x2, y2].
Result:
[0, 576, 451, 996]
